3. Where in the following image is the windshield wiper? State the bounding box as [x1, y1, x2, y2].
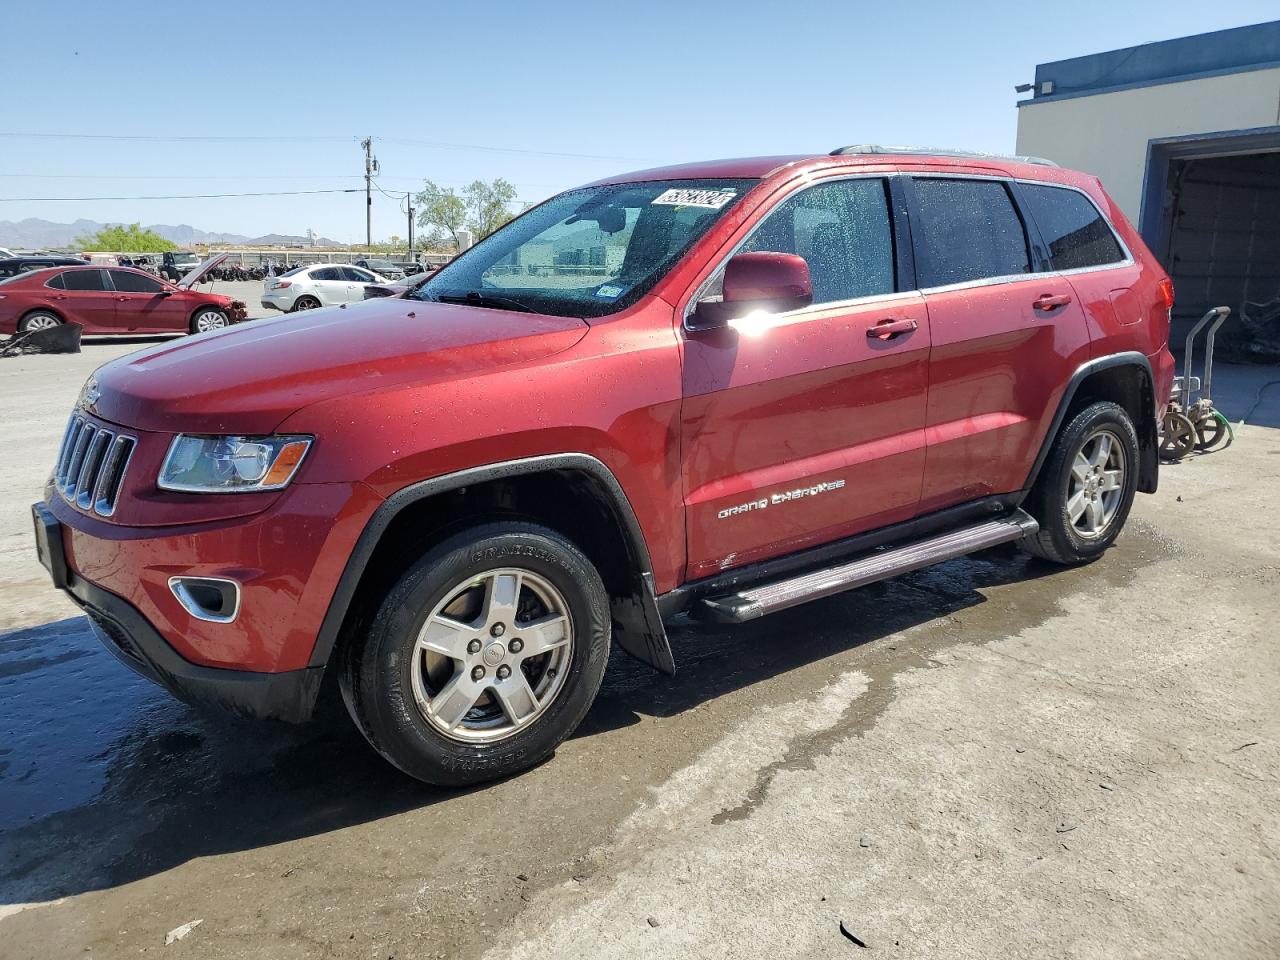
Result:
[432, 291, 535, 313]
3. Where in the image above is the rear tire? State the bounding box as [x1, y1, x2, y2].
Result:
[1020, 401, 1139, 565]
[292, 295, 320, 312]
[339, 522, 611, 786]
[19, 311, 62, 333]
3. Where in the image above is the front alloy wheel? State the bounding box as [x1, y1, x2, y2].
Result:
[412, 568, 574, 743]
[340, 522, 610, 786]
[191, 309, 228, 334]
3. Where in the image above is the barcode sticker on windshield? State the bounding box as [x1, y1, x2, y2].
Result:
[652, 189, 736, 209]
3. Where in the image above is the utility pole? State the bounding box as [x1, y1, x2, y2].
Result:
[361, 137, 376, 249]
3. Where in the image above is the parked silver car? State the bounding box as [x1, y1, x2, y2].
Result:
[260, 263, 389, 312]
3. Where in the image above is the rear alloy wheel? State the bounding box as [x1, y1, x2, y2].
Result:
[292, 295, 321, 312]
[1021, 401, 1139, 564]
[190, 308, 228, 334]
[19, 311, 62, 333]
[340, 522, 610, 786]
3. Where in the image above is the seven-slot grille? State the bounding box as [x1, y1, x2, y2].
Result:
[55, 415, 137, 517]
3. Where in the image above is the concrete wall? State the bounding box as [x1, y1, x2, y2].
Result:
[1015, 67, 1280, 223]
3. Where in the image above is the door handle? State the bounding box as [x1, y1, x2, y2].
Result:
[117, 297, 129, 302]
[867, 318, 918, 340]
[1033, 293, 1072, 311]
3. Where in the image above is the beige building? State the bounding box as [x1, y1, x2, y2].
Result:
[1016, 21, 1280, 336]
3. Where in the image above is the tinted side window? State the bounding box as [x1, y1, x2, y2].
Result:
[740, 178, 896, 305]
[1019, 184, 1125, 271]
[345, 267, 376, 282]
[61, 269, 109, 291]
[45, 272, 67, 289]
[911, 178, 1031, 287]
[312, 267, 341, 281]
[109, 269, 165, 293]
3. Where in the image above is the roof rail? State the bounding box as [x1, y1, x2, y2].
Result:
[829, 144, 1059, 167]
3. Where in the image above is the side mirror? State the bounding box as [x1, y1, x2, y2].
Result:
[690, 252, 812, 330]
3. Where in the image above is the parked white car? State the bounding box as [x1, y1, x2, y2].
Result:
[260, 263, 389, 312]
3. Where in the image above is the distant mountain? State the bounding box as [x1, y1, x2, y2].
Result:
[0, 218, 252, 249]
[245, 232, 342, 247]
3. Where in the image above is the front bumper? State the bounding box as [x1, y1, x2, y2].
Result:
[33, 501, 323, 721]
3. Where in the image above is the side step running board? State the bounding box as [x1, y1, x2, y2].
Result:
[700, 509, 1039, 623]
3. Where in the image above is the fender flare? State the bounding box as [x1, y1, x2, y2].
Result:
[1020, 351, 1158, 496]
[307, 453, 675, 674]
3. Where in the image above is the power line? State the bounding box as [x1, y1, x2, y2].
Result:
[0, 172, 371, 180]
[0, 133, 354, 143]
[0, 188, 361, 202]
[0, 132, 646, 162]
[377, 136, 644, 162]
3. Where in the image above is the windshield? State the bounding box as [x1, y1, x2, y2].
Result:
[366, 260, 397, 270]
[415, 178, 755, 318]
[173, 253, 198, 263]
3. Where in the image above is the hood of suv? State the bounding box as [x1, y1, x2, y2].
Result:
[87, 298, 589, 433]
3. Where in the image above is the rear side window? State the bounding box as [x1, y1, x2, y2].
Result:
[61, 269, 109, 291]
[1019, 184, 1125, 271]
[311, 267, 342, 281]
[739, 178, 896, 305]
[44, 272, 67, 289]
[108, 269, 166, 293]
[911, 178, 1031, 287]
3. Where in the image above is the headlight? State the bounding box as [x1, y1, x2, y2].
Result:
[158, 435, 311, 493]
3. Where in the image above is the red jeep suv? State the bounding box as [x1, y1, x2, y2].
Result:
[33, 147, 1176, 785]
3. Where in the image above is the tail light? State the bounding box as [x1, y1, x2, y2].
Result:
[1157, 278, 1175, 310]
[275, 280, 291, 288]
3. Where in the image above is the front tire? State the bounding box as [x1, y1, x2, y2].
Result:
[340, 522, 611, 786]
[1020, 401, 1139, 565]
[190, 308, 228, 334]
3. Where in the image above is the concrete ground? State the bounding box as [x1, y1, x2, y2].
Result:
[1, 325, 1278, 958]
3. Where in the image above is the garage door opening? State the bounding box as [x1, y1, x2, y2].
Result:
[1142, 129, 1280, 357]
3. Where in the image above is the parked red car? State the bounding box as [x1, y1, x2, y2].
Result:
[34, 147, 1175, 787]
[0, 254, 246, 336]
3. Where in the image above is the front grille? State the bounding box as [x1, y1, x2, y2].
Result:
[55, 414, 137, 518]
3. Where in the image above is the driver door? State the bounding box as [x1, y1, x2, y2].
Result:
[680, 176, 930, 579]
[106, 268, 184, 332]
[342, 266, 376, 301]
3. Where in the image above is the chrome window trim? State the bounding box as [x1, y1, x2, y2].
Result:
[682, 170, 1136, 328]
[682, 171, 898, 328]
[1012, 177, 1134, 272]
[911, 172, 1134, 269]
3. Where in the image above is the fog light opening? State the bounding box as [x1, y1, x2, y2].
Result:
[168, 576, 241, 623]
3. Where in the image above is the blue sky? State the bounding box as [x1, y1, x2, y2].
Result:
[1, 1, 1276, 243]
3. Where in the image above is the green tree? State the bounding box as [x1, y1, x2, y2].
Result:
[465, 177, 517, 239]
[413, 177, 519, 252]
[413, 180, 468, 252]
[73, 222, 177, 253]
